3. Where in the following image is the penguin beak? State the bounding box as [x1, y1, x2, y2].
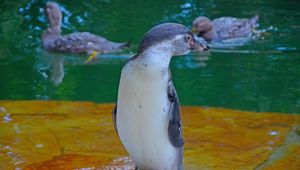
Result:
[190, 36, 209, 51]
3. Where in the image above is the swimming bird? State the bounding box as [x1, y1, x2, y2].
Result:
[192, 15, 259, 42]
[42, 2, 129, 63]
[113, 23, 209, 170]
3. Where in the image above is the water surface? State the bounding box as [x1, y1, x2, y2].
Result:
[0, 0, 300, 113]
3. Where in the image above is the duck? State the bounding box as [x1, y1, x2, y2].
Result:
[42, 2, 129, 63]
[113, 23, 209, 170]
[192, 15, 259, 42]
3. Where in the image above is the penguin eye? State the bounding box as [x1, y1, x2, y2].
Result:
[186, 35, 191, 41]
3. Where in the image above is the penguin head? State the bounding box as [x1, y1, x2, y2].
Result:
[138, 23, 209, 56]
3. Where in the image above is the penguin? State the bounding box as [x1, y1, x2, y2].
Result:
[113, 23, 209, 170]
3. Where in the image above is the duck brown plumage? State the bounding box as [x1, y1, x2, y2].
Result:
[42, 2, 129, 55]
[192, 15, 259, 42]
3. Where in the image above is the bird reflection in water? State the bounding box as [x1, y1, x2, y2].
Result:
[49, 54, 65, 86]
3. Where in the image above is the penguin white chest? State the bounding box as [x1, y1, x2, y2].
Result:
[116, 61, 177, 169]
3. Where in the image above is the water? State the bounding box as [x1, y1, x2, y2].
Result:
[0, 0, 300, 113]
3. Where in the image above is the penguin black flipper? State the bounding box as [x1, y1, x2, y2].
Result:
[112, 104, 118, 134]
[167, 79, 184, 148]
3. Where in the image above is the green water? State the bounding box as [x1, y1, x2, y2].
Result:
[0, 0, 300, 113]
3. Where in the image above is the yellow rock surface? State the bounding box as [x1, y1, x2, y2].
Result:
[0, 101, 299, 170]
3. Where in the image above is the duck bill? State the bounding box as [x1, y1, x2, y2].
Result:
[191, 36, 209, 51]
[191, 27, 197, 34]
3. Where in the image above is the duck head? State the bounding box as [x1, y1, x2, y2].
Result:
[45, 2, 62, 34]
[138, 23, 209, 57]
[192, 17, 214, 41]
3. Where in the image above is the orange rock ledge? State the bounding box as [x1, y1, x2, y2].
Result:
[0, 101, 299, 170]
